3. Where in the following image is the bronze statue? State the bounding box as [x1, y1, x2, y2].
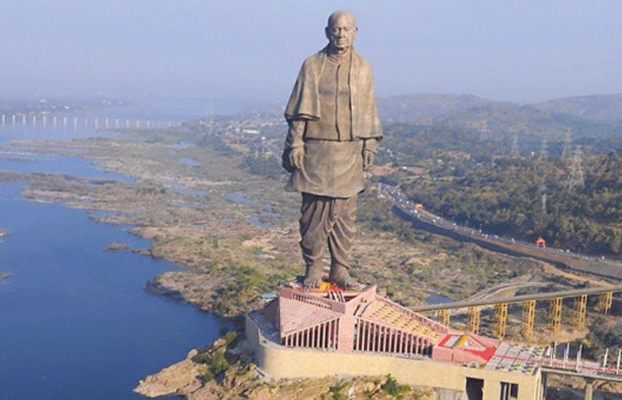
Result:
[283, 10, 383, 289]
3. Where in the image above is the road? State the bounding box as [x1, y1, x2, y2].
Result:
[374, 182, 622, 282]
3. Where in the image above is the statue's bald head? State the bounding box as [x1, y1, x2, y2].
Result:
[325, 10, 358, 51]
[327, 10, 356, 29]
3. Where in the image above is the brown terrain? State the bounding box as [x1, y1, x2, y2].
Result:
[1, 132, 559, 315]
[1, 126, 619, 399]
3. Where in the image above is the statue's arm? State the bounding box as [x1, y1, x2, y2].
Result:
[362, 138, 380, 169]
[282, 119, 307, 172]
[284, 119, 305, 149]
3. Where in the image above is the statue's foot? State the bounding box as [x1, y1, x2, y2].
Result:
[329, 266, 360, 291]
[303, 265, 323, 289]
[304, 278, 322, 288]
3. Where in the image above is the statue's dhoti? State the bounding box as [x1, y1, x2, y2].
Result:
[299, 193, 356, 284]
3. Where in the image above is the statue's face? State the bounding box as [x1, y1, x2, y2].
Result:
[325, 13, 357, 51]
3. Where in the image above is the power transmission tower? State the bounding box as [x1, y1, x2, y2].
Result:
[207, 89, 215, 130]
[538, 184, 547, 215]
[480, 119, 490, 141]
[561, 131, 572, 162]
[538, 138, 548, 160]
[565, 146, 585, 191]
[510, 132, 519, 158]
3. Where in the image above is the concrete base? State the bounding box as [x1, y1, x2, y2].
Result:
[246, 311, 543, 400]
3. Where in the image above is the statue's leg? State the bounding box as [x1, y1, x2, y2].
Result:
[328, 196, 359, 289]
[300, 193, 331, 288]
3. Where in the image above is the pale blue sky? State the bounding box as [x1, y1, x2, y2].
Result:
[1, 0, 620, 104]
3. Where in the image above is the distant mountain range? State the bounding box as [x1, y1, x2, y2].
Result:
[535, 94, 622, 122]
[378, 93, 622, 139]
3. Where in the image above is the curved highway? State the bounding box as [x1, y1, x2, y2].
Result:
[374, 182, 622, 282]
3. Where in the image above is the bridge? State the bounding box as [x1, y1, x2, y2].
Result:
[0, 113, 183, 133]
[417, 285, 622, 399]
[412, 285, 622, 339]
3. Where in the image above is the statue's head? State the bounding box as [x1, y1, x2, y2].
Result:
[325, 10, 358, 51]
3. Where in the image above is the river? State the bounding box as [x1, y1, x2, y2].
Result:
[0, 116, 232, 400]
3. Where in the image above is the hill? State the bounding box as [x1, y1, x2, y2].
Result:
[378, 93, 494, 124]
[377, 120, 622, 256]
[379, 93, 622, 140]
[534, 94, 622, 122]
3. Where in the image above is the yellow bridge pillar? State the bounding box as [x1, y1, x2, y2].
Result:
[494, 302, 508, 338]
[523, 300, 536, 337]
[575, 294, 587, 330]
[551, 297, 562, 334]
[438, 309, 450, 326]
[467, 306, 480, 334]
[598, 292, 613, 315]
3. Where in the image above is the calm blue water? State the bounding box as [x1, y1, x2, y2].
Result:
[0, 152, 134, 183]
[0, 122, 231, 400]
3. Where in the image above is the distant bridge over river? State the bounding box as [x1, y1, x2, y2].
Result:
[0, 114, 184, 134]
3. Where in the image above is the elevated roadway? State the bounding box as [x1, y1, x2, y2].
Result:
[411, 284, 622, 312]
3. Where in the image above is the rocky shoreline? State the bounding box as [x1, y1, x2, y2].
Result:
[1, 128, 608, 399]
[134, 333, 434, 400]
[1, 134, 564, 316]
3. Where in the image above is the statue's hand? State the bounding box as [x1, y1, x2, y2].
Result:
[363, 150, 375, 169]
[290, 146, 305, 170]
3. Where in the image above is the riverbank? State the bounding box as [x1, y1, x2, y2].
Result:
[1, 130, 557, 317]
[0, 173, 234, 400]
[1, 125, 615, 399]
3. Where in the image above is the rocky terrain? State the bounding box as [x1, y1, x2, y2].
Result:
[135, 333, 434, 400]
[0, 132, 556, 317]
[2, 125, 619, 399]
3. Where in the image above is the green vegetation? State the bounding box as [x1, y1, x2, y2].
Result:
[192, 331, 241, 381]
[381, 375, 412, 399]
[211, 263, 288, 315]
[241, 150, 284, 179]
[327, 380, 350, 400]
[583, 316, 622, 360]
[380, 123, 622, 256]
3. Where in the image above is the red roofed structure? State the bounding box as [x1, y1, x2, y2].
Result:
[260, 285, 497, 363]
[246, 285, 557, 399]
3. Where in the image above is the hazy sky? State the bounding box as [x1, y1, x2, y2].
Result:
[1, 0, 621, 105]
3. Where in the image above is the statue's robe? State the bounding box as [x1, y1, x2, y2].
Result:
[283, 47, 383, 284]
[283, 47, 383, 198]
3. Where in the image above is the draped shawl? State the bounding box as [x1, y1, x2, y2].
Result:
[284, 47, 383, 140]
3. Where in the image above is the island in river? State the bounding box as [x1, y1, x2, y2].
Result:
[2, 119, 618, 399]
